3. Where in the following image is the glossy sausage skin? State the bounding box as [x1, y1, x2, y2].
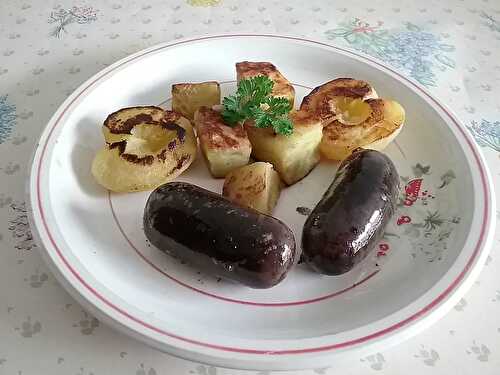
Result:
[302, 149, 399, 275]
[143, 182, 297, 288]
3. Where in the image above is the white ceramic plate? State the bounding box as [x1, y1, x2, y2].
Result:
[29, 35, 495, 370]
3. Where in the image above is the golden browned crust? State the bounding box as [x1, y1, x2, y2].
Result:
[300, 78, 375, 123]
[236, 61, 278, 77]
[160, 111, 186, 143]
[364, 99, 385, 127]
[302, 78, 372, 104]
[223, 173, 266, 197]
[323, 99, 388, 143]
[172, 81, 220, 92]
[236, 61, 295, 104]
[174, 154, 191, 171]
[103, 106, 165, 134]
[109, 141, 155, 166]
[162, 110, 182, 122]
[105, 109, 190, 166]
[195, 106, 249, 150]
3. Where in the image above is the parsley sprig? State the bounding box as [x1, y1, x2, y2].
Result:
[222, 76, 293, 135]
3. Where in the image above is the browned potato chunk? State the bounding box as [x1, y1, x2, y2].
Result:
[92, 108, 196, 192]
[245, 110, 323, 185]
[172, 81, 221, 120]
[223, 162, 281, 215]
[236, 61, 295, 107]
[194, 106, 251, 178]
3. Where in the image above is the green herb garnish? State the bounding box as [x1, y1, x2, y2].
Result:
[222, 76, 293, 135]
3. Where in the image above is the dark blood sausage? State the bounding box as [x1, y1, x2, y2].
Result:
[302, 149, 399, 275]
[143, 182, 297, 289]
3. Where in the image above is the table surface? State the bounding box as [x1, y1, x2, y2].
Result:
[1, 0, 500, 374]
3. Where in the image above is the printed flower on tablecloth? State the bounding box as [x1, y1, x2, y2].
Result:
[480, 12, 500, 33]
[186, 0, 221, 6]
[48, 6, 98, 38]
[8, 202, 36, 251]
[325, 19, 455, 87]
[0, 95, 16, 144]
[386, 163, 461, 263]
[467, 119, 500, 152]
[400, 209, 460, 262]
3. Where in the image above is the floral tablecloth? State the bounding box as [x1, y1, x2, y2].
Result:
[1, 0, 499, 374]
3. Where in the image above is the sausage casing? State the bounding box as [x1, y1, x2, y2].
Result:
[302, 149, 399, 275]
[143, 182, 297, 288]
